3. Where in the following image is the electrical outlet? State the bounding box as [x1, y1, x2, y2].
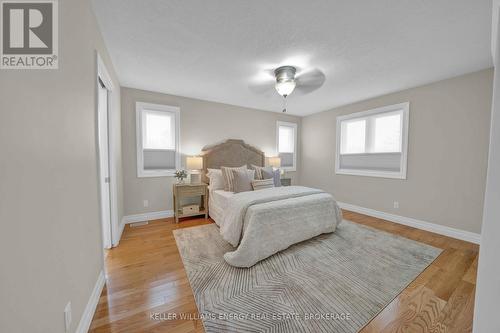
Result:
[64, 302, 72, 332]
[143, 200, 149, 208]
[393, 201, 399, 209]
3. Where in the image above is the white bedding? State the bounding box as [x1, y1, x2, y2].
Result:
[208, 189, 234, 225]
[210, 186, 342, 267]
[211, 190, 234, 211]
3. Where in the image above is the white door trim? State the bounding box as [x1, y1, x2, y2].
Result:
[96, 52, 119, 248]
[473, 4, 500, 332]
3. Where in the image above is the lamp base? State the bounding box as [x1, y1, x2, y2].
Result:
[190, 172, 201, 184]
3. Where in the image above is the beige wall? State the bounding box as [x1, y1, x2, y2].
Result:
[300, 69, 493, 234]
[0, 0, 122, 332]
[121, 87, 301, 216]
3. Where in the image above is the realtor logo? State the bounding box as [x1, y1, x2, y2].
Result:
[1, 0, 58, 69]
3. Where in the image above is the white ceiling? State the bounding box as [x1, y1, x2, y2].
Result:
[92, 0, 493, 116]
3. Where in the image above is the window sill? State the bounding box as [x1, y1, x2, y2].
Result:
[137, 170, 176, 178]
[335, 168, 406, 180]
[339, 152, 401, 156]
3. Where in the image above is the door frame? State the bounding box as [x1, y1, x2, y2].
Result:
[472, 4, 500, 332]
[96, 52, 119, 248]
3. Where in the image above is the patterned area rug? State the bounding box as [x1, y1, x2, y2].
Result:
[174, 220, 441, 333]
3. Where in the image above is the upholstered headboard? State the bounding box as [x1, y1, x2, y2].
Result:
[201, 139, 265, 183]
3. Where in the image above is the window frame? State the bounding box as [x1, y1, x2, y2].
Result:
[276, 121, 298, 172]
[136, 102, 180, 178]
[335, 102, 410, 179]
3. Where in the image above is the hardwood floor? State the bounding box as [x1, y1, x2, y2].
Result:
[89, 211, 479, 333]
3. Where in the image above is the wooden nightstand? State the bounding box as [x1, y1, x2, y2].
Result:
[173, 183, 208, 223]
[280, 178, 291, 186]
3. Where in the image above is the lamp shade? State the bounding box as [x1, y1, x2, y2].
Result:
[186, 156, 203, 170]
[268, 156, 281, 169]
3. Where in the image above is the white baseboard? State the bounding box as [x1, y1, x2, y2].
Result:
[75, 270, 105, 333]
[338, 202, 481, 244]
[121, 210, 174, 225]
[114, 210, 173, 246]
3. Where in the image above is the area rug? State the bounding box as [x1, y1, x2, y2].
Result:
[173, 220, 442, 333]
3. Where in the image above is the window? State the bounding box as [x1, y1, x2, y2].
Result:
[335, 102, 409, 179]
[277, 121, 297, 171]
[136, 102, 180, 177]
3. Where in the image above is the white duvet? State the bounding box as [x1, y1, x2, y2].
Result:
[218, 186, 342, 267]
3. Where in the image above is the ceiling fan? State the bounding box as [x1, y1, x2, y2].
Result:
[250, 65, 326, 112]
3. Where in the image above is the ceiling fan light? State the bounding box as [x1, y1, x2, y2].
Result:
[275, 80, 296, 97]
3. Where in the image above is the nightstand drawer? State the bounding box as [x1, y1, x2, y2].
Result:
[177, 186, 205, 197]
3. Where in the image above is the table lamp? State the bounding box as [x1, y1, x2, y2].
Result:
[268, 156, 281, 171]
[187, 156, 203, 184]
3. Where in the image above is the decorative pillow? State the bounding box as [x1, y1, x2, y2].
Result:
[275, 170, 282, 187]
[206, 168, 224, 190]
[251, 164, 262, 179]
[231, 169, 253, 193]
[251, 178, 275, 191]
[221, 165, 247, 192]
[250, 164, 260, 179]
[246, 169, 256, 181]
[261, 168, 281, 187]
[251, 165, 273, 180]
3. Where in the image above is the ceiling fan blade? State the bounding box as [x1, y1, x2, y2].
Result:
[248, 69, 276, 95]
[295, 68, 326, 94]
[248, 82, 275, 94]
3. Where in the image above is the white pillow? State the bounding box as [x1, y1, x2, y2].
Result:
[207, 168, 221, 175]
[207, 168, 255, 192]
[207, 168, 224, 191]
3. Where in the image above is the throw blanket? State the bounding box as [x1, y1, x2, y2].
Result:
[220, 186, 343, 267]
[220, 186, 324, 246]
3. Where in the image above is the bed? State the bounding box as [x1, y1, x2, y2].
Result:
[201, 139, 343, 267]
[208, 189, 233, 223]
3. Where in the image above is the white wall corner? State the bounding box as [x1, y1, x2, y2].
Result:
[113, 220, 126, 247]
[338, 202, 481, 244]
[75, 270, 105, 333]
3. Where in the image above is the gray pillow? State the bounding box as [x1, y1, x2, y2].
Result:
[251, 165, 271, 180]
[258, 166, 273, 179]
[261, 168, 281, 187]
[231, 169, 253, 193]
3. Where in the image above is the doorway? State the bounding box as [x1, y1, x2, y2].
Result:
[97, 77, 112, 249]
[97, 53, 119, 250]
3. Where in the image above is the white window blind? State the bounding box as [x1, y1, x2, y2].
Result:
[136, 102, 180, 177]
[277, 121, 297, 171]
[279, 125, 294, 153]
[336, 103, 409, 179]
[142, 110, 175, 150]
[340, 119, 366, 154]
[373, 113, 402, 153]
